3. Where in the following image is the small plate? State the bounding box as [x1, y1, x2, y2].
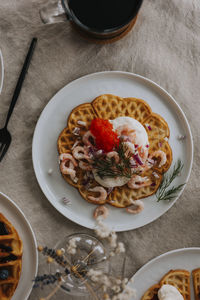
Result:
[129, 247, 200, 299]
[0, 192, 38, 300]
[0, 49, 4, 94]
[32, 71, 193, 232]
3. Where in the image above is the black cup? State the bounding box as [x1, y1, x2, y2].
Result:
[40, 0, 143, 41]
[62, 0, 143, 40]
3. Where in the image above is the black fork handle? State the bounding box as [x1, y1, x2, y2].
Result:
[4, 38, 37, 129]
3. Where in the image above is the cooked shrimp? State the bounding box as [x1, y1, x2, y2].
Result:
[126, 200, 144, 214]
[106, 151, 119, 163]
[59, 153, 77, 167]
[60, 163, 76, 179]
[72, 146, 86, 160]
[79, 160, 92, 171]
[88, 186, 107, 202]
[116, 125, 136, 143]
[127, 175, 150, 189]
[59, 153, 77, 180]
[137, 146, 148, 162]
[149, 150, 167, 167]
[82, 130, 95, 147]
[93, 205, 109, 219]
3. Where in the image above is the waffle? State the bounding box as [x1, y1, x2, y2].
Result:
[0, 213, 23, 300]
[92, 94, 152, 122]
[141, 269, 190, 300]
[57, 94, 172, 207]
[141, 284, 160, 300]
[160, 269, 190, 300]
[192, 268, 200, 300]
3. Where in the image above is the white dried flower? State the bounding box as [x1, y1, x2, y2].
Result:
[88, 269, 112, 288]
[121, 278, 129, 289]
[111, 285, 136, 300]
[109, 251, 115, 257]
[112, 285, 121, 293]
[115, 242, 125, 254]
[108, 232, 118, 248]
[95, 218, 112, 238]
[66, 237, 77, 255]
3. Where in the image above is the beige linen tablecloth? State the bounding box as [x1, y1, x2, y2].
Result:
[0, 0, 200, 299]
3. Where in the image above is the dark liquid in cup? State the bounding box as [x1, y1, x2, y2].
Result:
[68, 0, 143, 31]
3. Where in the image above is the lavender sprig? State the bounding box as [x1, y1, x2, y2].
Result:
[33, 272, 62, 288]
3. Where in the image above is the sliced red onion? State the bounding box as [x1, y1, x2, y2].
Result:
[82, 177, 90, 186]
[86, 171, 94, 179]
[130, 159, 137, 168]
[177, 134, 186, 140]
[62, 197, 71, 205]
[145, 124, 152, 131]
[151, 183, 156, 187]
[72, 127, 80, 136]
[152, 172, 160, 179]
[135, 144, 138, 148]
[158, 142, 162, 148]
[77, 120, 86, 126]
[133, 154, 143, 165]
[146, 144, 149, 148]
[72, 140, 80, 150]
[73, 177, 78, 183]
[85, 182, 92, 190]
[147, 158, 155, 165]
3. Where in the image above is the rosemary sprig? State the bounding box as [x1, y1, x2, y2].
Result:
[92, 142, 132, 179]
[156, 159, 185, 202]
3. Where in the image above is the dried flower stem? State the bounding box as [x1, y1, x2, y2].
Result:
[73, 267, 100, 300]
[44, 280, 62, 300]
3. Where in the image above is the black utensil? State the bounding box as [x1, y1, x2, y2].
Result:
[0, 37, 37, 162]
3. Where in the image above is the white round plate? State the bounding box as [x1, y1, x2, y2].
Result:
[0, 192, 38, 300]
[32, 71, 193, 232]
[129, 247, 200, 299]
[0, 49, 4, 94]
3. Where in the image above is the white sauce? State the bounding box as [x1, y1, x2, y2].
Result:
[158, 284, 184, 300]
[110, 116, 149, 148]
[93, 170, 130, 188]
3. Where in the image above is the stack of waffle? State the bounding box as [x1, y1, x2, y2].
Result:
[0, 213, 23, 300]
[57, 94, 172, 207]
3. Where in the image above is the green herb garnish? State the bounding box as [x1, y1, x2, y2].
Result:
[92, 142, 133, 179]
[156, 159, 185, 202]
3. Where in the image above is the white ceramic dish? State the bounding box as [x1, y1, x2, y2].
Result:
[0, 192, 38, 300]
[129, 247, 200, 299]
[0, 49, 4, 94]
[32, 71, 193, 232]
